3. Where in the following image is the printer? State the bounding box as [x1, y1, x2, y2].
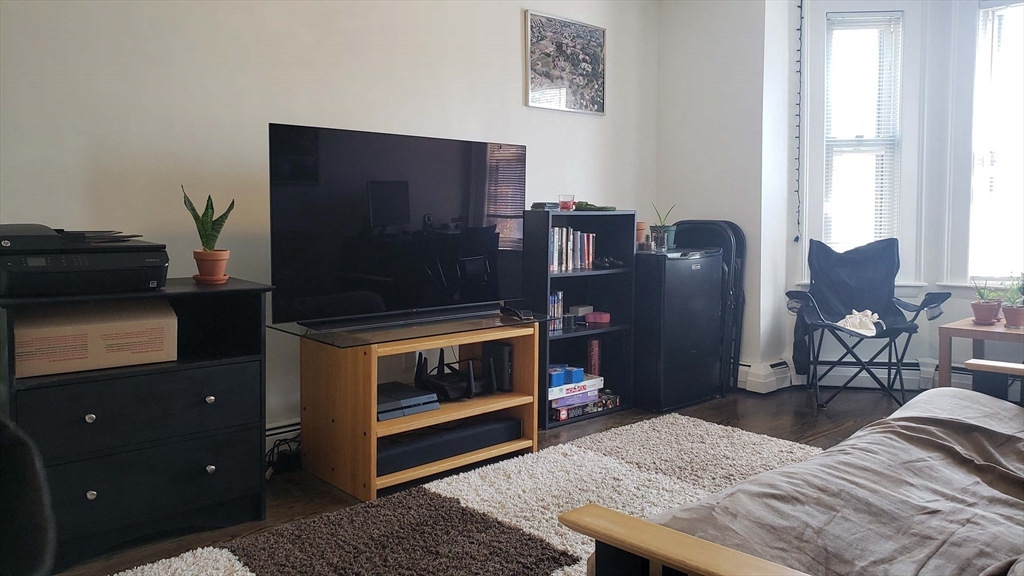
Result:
[0, 224, 169, 297]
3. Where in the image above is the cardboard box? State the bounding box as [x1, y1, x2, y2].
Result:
[14, 300, 177, 378]
[548, 374, 604, 400]
[550, 389, 599, 408]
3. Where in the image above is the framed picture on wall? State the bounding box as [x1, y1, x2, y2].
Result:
[525, 11, 606, 115]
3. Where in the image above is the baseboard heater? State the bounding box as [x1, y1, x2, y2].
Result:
[376, 416, 522, 477]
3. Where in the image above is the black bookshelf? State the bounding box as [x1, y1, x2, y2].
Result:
[523, 209, 636, 429]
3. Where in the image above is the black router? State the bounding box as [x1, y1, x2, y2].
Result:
[377, 381, 439, 421]
[414, 349, 498, 401]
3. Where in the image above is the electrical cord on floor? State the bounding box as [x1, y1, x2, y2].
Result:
[265, 434, 300, 480]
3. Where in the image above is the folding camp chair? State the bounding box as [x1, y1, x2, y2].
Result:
[787, 239, 951, 408]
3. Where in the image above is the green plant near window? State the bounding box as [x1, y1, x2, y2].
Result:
[182, 185, 235, 251]
[652, 203, 676, 228]
[972, 279, 1000, 302]
[1003, 273, 1024, 308]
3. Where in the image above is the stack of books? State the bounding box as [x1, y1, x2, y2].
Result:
[548, 291, 564, 331]
[549, 227, 596, 272]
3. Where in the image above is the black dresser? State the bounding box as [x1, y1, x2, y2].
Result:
[0, 278, 272, 570]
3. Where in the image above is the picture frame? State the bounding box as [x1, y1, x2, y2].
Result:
[525, 10, 606, 115]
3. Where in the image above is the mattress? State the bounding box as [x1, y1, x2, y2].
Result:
[650, 388, 1024, 575]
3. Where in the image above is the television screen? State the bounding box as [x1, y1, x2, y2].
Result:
[269, 124, 526, 325]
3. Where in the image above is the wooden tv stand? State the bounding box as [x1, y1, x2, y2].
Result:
[294, 318, 539, 500]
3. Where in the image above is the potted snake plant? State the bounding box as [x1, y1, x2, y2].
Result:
[970, 280, 1002, 325]
[183, 185, 235, 285]
[1002, 273, 1024, 329]
[650, 203, 677, 253]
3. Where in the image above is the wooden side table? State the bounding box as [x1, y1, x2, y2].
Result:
[937, 318, 1024, 387]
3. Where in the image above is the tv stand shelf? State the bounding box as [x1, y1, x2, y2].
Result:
[376, 392, 534, 437]
[288, 316, 539, 500]
[376, 438, 535, 490]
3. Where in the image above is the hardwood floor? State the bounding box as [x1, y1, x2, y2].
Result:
[61, 386, 912, 575]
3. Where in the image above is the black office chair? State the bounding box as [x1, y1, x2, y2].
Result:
[0, 417, 55, 576]
[788, 239, 951, 408]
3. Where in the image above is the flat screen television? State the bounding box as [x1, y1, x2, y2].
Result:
[269, 123, 526, 326]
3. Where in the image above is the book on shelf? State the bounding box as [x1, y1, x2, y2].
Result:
[587, 338, 601, 376]
[548, 226, 595, 273]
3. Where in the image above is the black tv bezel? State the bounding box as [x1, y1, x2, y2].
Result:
[268, 123, 525, 328]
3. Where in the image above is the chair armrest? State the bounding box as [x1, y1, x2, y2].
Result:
[786, 290, 827, 325]
[894, 291, 951, 322]
[965, 359, 1024, 377]
[558, 504, 809, 576]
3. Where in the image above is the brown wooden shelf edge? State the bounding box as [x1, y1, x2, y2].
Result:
[377, 392, 534, 437]
[558, 504, 810, 576]
[376, 438, 534, 489]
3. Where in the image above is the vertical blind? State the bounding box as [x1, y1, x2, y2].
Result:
[484, 143, 526, 250]
[823, 12, 903, 253]
[969, 3, 1024, 279]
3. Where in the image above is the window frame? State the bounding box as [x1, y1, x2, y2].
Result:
[803, 0, 925, 282]
[945, 0, 1023, 283]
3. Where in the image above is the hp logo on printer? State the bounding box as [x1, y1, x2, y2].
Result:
[1, 240, 9, 247]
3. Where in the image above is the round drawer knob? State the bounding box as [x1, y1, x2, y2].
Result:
[86, 490, 97, 500]
[206, 465, 217, 474]
[205, 396, 216, 404]
[84, 414, 97, 424]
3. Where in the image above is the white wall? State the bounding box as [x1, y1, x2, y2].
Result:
[0, 0, 660, 427]
[758, 0, 793, 365]
[655, 0, 797, 384]
[656, 0, 768, 367]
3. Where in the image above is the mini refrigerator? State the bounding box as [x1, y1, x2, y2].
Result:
[634, 249, 723, 411]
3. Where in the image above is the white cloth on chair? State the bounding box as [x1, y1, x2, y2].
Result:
[837, 309, 884, 336]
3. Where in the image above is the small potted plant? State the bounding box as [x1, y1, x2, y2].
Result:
[183, 185, 234, 285]
[650, 203, 677, 253]
[970, 280, 1002, 325]
[1002, 273, 1024, 329]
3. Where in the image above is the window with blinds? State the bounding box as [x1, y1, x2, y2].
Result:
[484, 143, 526, 250]
[969, 2, 1023, 279]
[823, 12, 903, 254]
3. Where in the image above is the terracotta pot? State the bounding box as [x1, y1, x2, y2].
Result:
[970, 300, 1002, 324]
[636, 222, 648, 244]
[193, 249, 230, 284]
[1004, 306, 1024, 329]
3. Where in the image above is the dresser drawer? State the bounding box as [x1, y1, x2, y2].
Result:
[17, 361, 261, 460]
[46, 428, 262, 537]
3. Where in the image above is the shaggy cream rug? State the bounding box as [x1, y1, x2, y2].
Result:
[114, 414, 821, 576]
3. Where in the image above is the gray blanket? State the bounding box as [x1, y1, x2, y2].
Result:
[650, 388, 1024, 575]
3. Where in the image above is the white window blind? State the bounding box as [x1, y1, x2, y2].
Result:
[823, 12, 903, 253]
[969, 3, 1024, 279]
[484, 143, 526, 250]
